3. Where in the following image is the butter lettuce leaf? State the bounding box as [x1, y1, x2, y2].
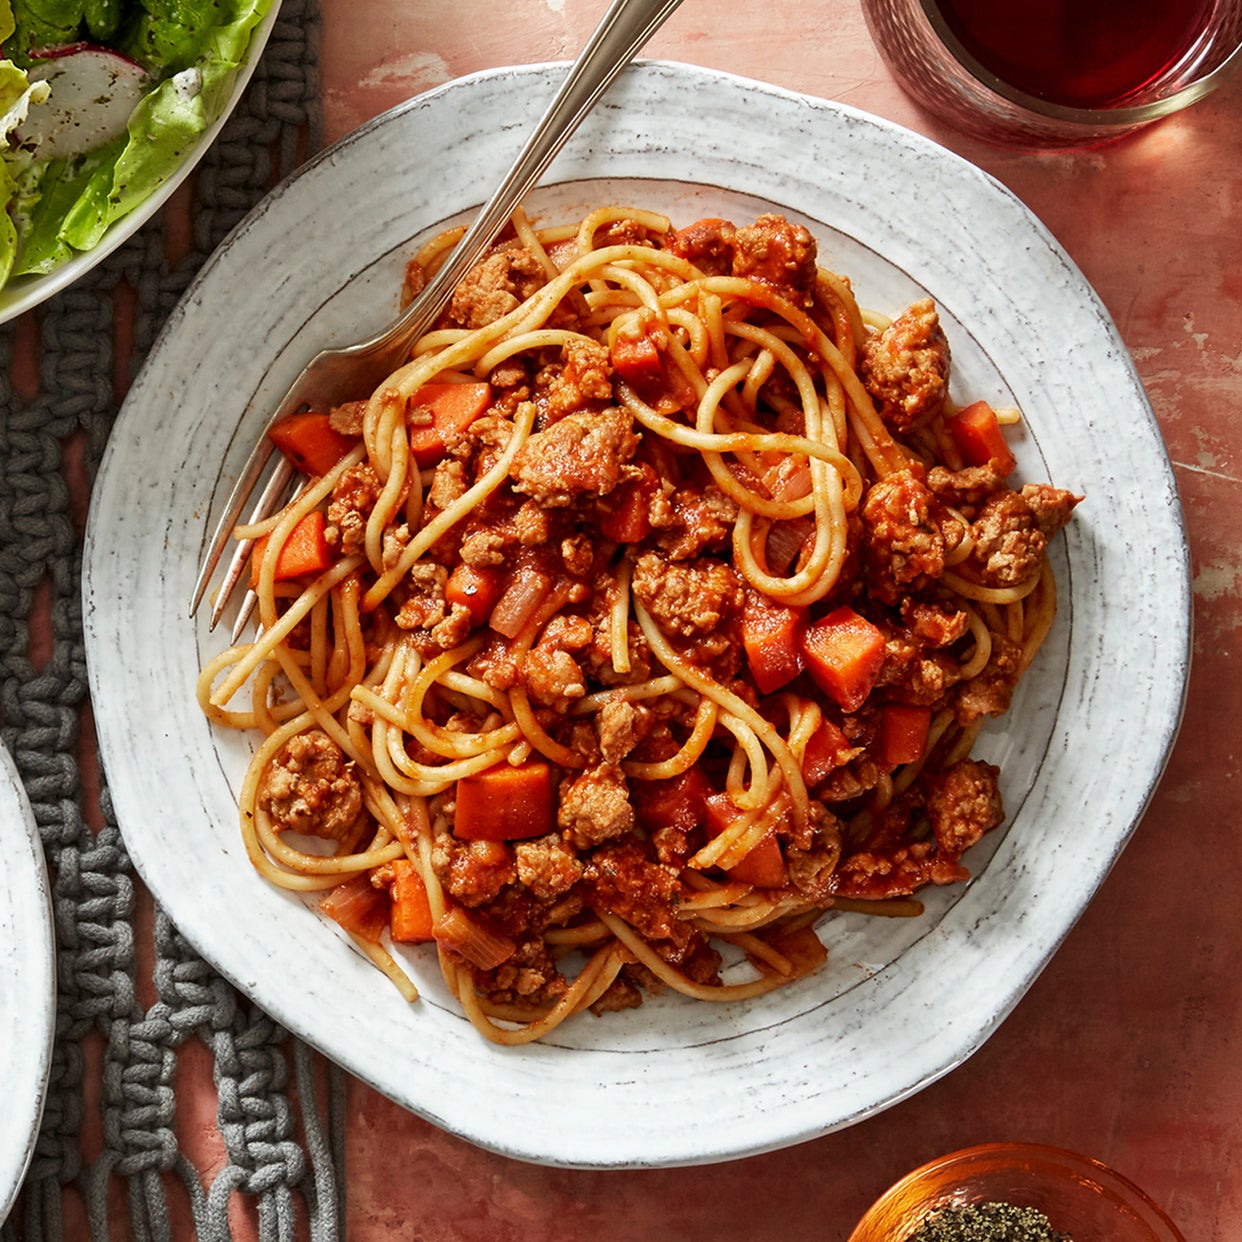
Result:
[62, 0, 269, 250]
[0, 52, 51, 282]
[10, 138, 121, 273]
[10, 0, 129, 61]
[124, 0, 221, 76]
[0, 58, 49, 137]
[57, 68, 201, 250]
[4, 0, 273, 279]
[0, 156, 17, 286]
[7, 0, 80, 66]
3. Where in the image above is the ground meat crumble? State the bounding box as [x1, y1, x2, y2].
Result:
[244, 210, 1081, 1025]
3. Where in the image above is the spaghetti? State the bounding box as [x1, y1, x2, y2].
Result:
[198, 206, 1079, 1044]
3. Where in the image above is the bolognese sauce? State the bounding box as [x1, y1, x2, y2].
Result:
[198, 205, 1079, 1043]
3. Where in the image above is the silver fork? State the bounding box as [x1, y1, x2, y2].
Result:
[190, 0, 683, 634]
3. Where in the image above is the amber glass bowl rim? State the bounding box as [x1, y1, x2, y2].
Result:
[847, 1141, 1187, 1242]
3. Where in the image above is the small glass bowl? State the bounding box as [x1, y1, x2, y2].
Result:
[847, 1143, 1187, 1242]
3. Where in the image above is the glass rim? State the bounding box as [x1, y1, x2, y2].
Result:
[917, 0, 1242, 128]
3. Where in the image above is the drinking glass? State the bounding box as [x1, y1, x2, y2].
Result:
[861, 0, 1242, 147]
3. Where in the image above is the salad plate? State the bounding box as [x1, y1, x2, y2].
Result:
[0, 0, 282, 324]
[83, 62, 1190, 1168]
[0, 741, 55, 1218]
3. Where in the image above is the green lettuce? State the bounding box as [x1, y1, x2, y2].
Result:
[0, 59, 48, 135]
[0, 158, 15, 285]
[10, 138, 121, 273]
[3, 0, 273, 284]
[0, 43, 51, 284]
[8, 0, 79, 66]
[123, 0, 264, 77]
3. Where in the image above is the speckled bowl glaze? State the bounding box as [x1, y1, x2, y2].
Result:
[82, 62, 1191, 1169]
[0, 743, 55, 1220]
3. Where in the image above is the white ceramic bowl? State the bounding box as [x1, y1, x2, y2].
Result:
[0, 743, 55, 1219]
[83, 62, 1190, 1168]
[0, 1, 282, 326]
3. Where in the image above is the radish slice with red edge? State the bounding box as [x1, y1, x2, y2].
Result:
[12, 44, 150, 162]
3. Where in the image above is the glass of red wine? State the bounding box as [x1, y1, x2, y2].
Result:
[862, 0, 1242, 146]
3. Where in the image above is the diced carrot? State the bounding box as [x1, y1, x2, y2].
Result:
[800, 606, 887, 713]
[454, 761, 554, 841]
[801, 718, 854, 785]
[406, 381, 492, 466]
[742, 590, 807, 694]
[878, 703, 933, 767]
[610, 322, 666, 386]
[249, 509, 331, 588]
[702, 790, 734, 833]
[269, 411, 358, 477]
[600, 480, 651, 542]
[598, 463, 658, 542]
[319, 874, 390, 943]
[704, 791, 789, 889]
[665, 218, 733, 257]
[631, 768, 713, 833]
[445, 561, 506, 627]
[948, 400, 1017, 476]
[389, 859, 435, 943]
[727, 832, 787, 889]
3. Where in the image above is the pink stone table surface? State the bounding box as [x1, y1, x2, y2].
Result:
[310, 4, 1242, 1240]
[39, 2, 1228, 1239]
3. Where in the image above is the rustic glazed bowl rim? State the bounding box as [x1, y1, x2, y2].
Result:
[84, 61, 1192, 1169]
[0, 742, 56, 1221]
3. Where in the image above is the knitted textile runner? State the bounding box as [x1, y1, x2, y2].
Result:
[0, 4, 349, 1239]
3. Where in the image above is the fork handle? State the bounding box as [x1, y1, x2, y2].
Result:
[190, 0, 681, 620]
[354, 0, 683, 359]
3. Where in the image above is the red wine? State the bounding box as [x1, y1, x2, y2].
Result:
[930, 0, 1215, 109]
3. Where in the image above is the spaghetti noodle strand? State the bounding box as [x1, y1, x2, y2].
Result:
[198, 204, 1079, 1043]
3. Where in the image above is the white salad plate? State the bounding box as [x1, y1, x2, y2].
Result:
[0, 742, 56, 1218]
[83, 62, 1190, 1168]
[0, 0, 282, 326]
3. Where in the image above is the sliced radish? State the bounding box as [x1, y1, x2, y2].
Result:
[26, 41, 96, 60]
[13, 44, 150, 162]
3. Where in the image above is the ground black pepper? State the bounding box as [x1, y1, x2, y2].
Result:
[906, 1200, 1074, 1241]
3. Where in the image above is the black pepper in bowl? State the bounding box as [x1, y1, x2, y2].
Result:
[907, 1201, 1073, 1241]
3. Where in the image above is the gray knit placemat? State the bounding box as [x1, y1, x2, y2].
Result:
[0, 4, 349, 1239]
